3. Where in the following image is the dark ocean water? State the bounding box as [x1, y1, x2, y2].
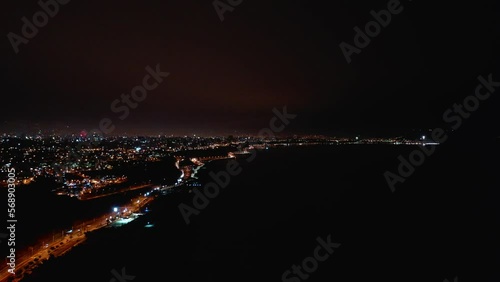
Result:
[18, 139, 500, 282]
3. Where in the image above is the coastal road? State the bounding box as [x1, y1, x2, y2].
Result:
[0, 192, 155, 282]
[80, 184, 153, 200]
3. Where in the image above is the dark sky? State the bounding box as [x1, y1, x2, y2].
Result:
[2, 0, 499, 136]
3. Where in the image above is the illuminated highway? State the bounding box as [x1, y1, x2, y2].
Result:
[79, 184, 154, 200]
[0, 190, 155, 282]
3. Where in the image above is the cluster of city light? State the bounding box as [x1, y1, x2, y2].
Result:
[0, 134, 436, 189]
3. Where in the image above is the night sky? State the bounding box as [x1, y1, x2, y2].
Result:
[2, 0, 499, 136]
